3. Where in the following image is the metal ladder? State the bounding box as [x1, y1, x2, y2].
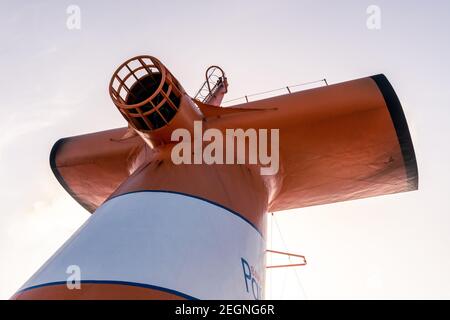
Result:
[194, 66, 227, 103]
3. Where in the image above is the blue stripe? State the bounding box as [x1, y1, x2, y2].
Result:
[107, 189, 264, 237]
[18, 280, 198, 300]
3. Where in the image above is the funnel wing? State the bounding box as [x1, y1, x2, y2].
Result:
[50, 127, 149, 212]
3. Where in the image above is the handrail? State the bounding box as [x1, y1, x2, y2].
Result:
[266, 249, 307, 269]
[222, 78, 328, 106]
[194, 66, 227, 103]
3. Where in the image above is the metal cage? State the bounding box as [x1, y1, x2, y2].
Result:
[109, 55, 184, 131]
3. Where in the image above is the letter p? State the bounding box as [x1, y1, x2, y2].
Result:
[241, 258, 252, 293]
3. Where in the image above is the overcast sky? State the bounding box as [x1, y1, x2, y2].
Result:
[1, 0, 450, 299]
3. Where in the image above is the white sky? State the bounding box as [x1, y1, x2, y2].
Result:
[1, 0, 450, 299]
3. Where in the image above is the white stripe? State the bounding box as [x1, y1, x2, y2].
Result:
[20, 192, 266, 299]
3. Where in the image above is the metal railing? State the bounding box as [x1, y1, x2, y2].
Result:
[221, 78, 328, 107]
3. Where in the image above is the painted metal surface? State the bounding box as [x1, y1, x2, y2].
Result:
[50, 74, 418, 214]
[14, 192, 265, 300]
[13, 55, 418, 300]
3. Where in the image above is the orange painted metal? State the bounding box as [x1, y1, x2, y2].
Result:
[12, 283, 187, 300]
[108, 146, 270, 233]
[109, 56, 184, 131]
[50, 128, 149, 212]
[51, 62, 418, 216]
[266, 249, 307, 269]
[29, 55, 419, 301]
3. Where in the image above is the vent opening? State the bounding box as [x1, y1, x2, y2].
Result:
[109, 55, 184, 131]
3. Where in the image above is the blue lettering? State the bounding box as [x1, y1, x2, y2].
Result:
[241, 258, 251, 293]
